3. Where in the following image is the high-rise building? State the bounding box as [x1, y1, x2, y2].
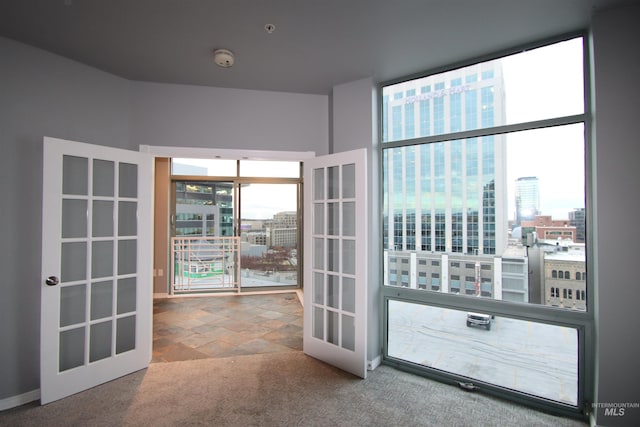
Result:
[569, 208, 586, 243]
[382, 60, 507, 257]
[515, 176, 540, 225]
[269, 211, 298, 248]
[174, 181, 234, 237]
[272, 211, 297, 228]
[382, 61, 511, 299]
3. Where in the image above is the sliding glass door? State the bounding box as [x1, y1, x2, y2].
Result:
[239, 183, 299, 288]
[169, 158, 301, 293]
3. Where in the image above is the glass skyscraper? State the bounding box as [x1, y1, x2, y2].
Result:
[382, 61, 507, 258]
[515, 176, 540, 225]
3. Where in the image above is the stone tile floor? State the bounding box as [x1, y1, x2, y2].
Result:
[152, 292, 303, 363]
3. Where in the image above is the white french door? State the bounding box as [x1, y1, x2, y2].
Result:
[303, 149, 367, 378]
[40, 137, 152, 404]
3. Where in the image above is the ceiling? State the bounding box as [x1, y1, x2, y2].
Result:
[0, 0, 629, 95]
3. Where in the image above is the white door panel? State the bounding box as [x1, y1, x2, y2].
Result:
[41, 137, 152, 404]
[303, 148, 367, 378]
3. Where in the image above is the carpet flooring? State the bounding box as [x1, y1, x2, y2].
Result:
[0, 292, 588, 426]
[0, 352, 587, 426]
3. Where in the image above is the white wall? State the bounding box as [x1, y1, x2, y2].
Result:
[332, 77, 381, 366]
[592, 4, 640, 426]
[130, 81, 328, 154]
[0, 36, 132, 403]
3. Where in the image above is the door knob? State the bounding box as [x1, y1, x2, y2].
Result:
[45, 276, 59, 286]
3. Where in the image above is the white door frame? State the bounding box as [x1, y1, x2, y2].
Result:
[140, 145, 315, 162]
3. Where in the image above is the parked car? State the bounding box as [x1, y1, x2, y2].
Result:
[466, 312, 494, 330]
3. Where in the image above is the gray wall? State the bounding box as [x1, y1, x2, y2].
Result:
[592, 4, 640, 426]
[0, 36, 132, 401]
[131, 81, 328, 154]
[0, 36, 329, 403]
[332, 77, 381, 365]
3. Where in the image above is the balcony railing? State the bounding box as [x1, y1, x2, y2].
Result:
[171, 236, 241, 293]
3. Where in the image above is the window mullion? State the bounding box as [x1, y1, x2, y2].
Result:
[383, 113, 585, 150]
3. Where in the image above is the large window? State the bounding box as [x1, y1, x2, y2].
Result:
[381, 35, 590, 417]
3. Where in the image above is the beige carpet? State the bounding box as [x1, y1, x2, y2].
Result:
[0, 352, 587, 426]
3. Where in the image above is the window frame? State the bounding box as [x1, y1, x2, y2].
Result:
[170, 158, 304, 292]
[378, 31, 594, 419]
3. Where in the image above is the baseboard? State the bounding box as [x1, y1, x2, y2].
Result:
[295, 289, 304, 307]
[0, 389, 40, 411]
[368, 355, 382, 371]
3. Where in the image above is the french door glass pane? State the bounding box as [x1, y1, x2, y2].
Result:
[327, 274, 339, 308]
[327, 202, 339, 235]
[59, 327, 85, 371]
[342, 240, 356, 275]
[342, 314, 355, 351]
[314, 168, 324, 200]
[327, 310, 339, 345]
[62, 199, 87, 238]
[90, 321, 112, 362]
[93, 159, 114, 197]
[327, 239, 339, 272]
[312, 239, 324, 270]
[313, 272, 324, 304]
[342, 163, 356, 198]
[342, 202, 355, 236]
[60, 284, 86, 327]
[61, 242, 86, 282]
[314, 203, 324, 234]
[328, 166, 339, 199]
[118, 163, 137, 198]
[92, 200, 114, 237]
[117, 278, 137, 314]
[117, 240, 136, 275]
[62, 155, 88, 196]
[313, 306, 324, 339]
[90, 281, 113, 320]
[342, 277, 356, 313]
[118, 201, 137, 236]
[92, 241, 113, 279]
[116, 315, 136, 354]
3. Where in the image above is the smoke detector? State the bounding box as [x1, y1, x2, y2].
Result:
[213, 49, 234, 68]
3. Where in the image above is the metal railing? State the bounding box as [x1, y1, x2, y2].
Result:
[171, 236, 241, 293]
